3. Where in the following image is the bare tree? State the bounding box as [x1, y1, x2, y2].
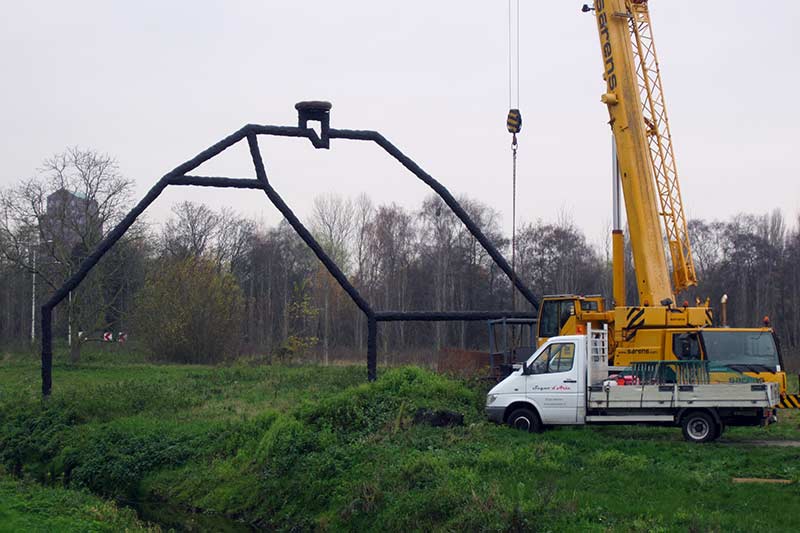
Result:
[515, 215, 602, 298]
[0, 147, 136, 361]
[369, 203, 415, 355]
[418, 196, 458, 350]
[161, 201, 219, 260]
[784, 216, 800, 366]
[353, 194, 375, 284]
[351, 194, 375, 351]
[311, 194, 355, 269]
[310, 193, 356, 364]
[215, 208, 256, 272]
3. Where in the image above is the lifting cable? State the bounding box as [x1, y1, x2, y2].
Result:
[506, 0, 521, 312]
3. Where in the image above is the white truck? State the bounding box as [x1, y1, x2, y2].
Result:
[485, 326, 780, 443]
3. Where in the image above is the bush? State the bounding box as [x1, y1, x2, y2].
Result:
[299, 366, 478, 438]
[134, 257, 245, 363]
[255, 414, 322, 471]
[56, 421, 199, 497]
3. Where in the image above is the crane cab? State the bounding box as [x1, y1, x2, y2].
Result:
[536, 295, 608, 346]
[613, 326, 787, 391]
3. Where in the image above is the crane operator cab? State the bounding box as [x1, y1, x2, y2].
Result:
[536, 295, 606, 346]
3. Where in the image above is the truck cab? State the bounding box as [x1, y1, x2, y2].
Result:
[487, 334, 588, 427]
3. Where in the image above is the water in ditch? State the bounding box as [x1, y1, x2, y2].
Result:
[122, 498, 257, 532]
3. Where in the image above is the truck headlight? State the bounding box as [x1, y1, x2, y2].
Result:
[487, 394, 498, 405]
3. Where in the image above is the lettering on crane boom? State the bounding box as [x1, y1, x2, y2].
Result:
[595, 0, 617, 91]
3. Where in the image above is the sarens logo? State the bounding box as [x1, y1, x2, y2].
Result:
[595, 0, 617, 90]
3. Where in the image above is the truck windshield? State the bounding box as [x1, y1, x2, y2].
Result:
[701, 331, 779, 371]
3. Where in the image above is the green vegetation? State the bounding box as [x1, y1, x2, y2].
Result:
[0, 475, 156, 532]
[1, 353, 799, 532]
[135, 257, 245, 363]
[788, 372, 799, 395]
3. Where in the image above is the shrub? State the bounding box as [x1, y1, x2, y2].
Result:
[299, 366, 478, 438]
[134, 257, 245, 363]
[255, 414, 321, 470]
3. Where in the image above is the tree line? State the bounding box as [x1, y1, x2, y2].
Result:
[1, 148, 798, 370]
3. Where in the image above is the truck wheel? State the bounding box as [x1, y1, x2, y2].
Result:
[681, 411, 718, 443]
[507, 408, 542, 433]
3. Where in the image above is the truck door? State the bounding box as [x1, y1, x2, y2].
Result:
[525, 341, 579, 424]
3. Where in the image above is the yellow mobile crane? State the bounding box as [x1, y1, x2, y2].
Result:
[533, 0, 790, 399]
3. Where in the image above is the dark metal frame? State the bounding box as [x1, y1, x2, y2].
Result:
[40, 103, 537, 396]
[488, 318, 538, 379]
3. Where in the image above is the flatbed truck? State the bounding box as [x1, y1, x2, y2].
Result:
[485, 327, 780, 443]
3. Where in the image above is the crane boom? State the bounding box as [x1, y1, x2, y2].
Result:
[627, 1, 697, 293]
[592, 0, 696, 303]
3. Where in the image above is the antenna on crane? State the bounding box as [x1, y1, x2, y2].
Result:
[507, 0, 521, 312]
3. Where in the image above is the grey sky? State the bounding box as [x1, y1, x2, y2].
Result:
[2, 1, 798, 248]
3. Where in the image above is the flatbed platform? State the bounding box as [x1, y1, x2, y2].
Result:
[587, 383, 779, 410]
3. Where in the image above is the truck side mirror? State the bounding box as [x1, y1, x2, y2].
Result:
[522, 362, 529, 375]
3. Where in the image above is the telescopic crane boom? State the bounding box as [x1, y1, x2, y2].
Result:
[593, 0, 696, 304]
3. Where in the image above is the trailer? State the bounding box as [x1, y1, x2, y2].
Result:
[485, 326, 780, 443]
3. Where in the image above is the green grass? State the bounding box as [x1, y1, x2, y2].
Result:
[788, 372, 800, 395]
[1, 351, 800, 532]
[0, 474, 156, 532]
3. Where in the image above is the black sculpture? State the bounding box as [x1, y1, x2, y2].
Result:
[40, 102, 538, 396]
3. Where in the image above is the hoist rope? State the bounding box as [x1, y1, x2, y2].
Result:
[508, 0, 520, 312]
[508, 0, 520, 110]
[511, 134, 518, 312]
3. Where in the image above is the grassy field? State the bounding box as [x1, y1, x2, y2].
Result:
[0, 475, 156, 532]
[1, 351, 799, 532]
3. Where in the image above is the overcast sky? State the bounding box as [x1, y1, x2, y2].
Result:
[2, 1, 798, 248]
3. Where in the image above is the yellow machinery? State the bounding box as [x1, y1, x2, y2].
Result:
[534, 0, 788, 396]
